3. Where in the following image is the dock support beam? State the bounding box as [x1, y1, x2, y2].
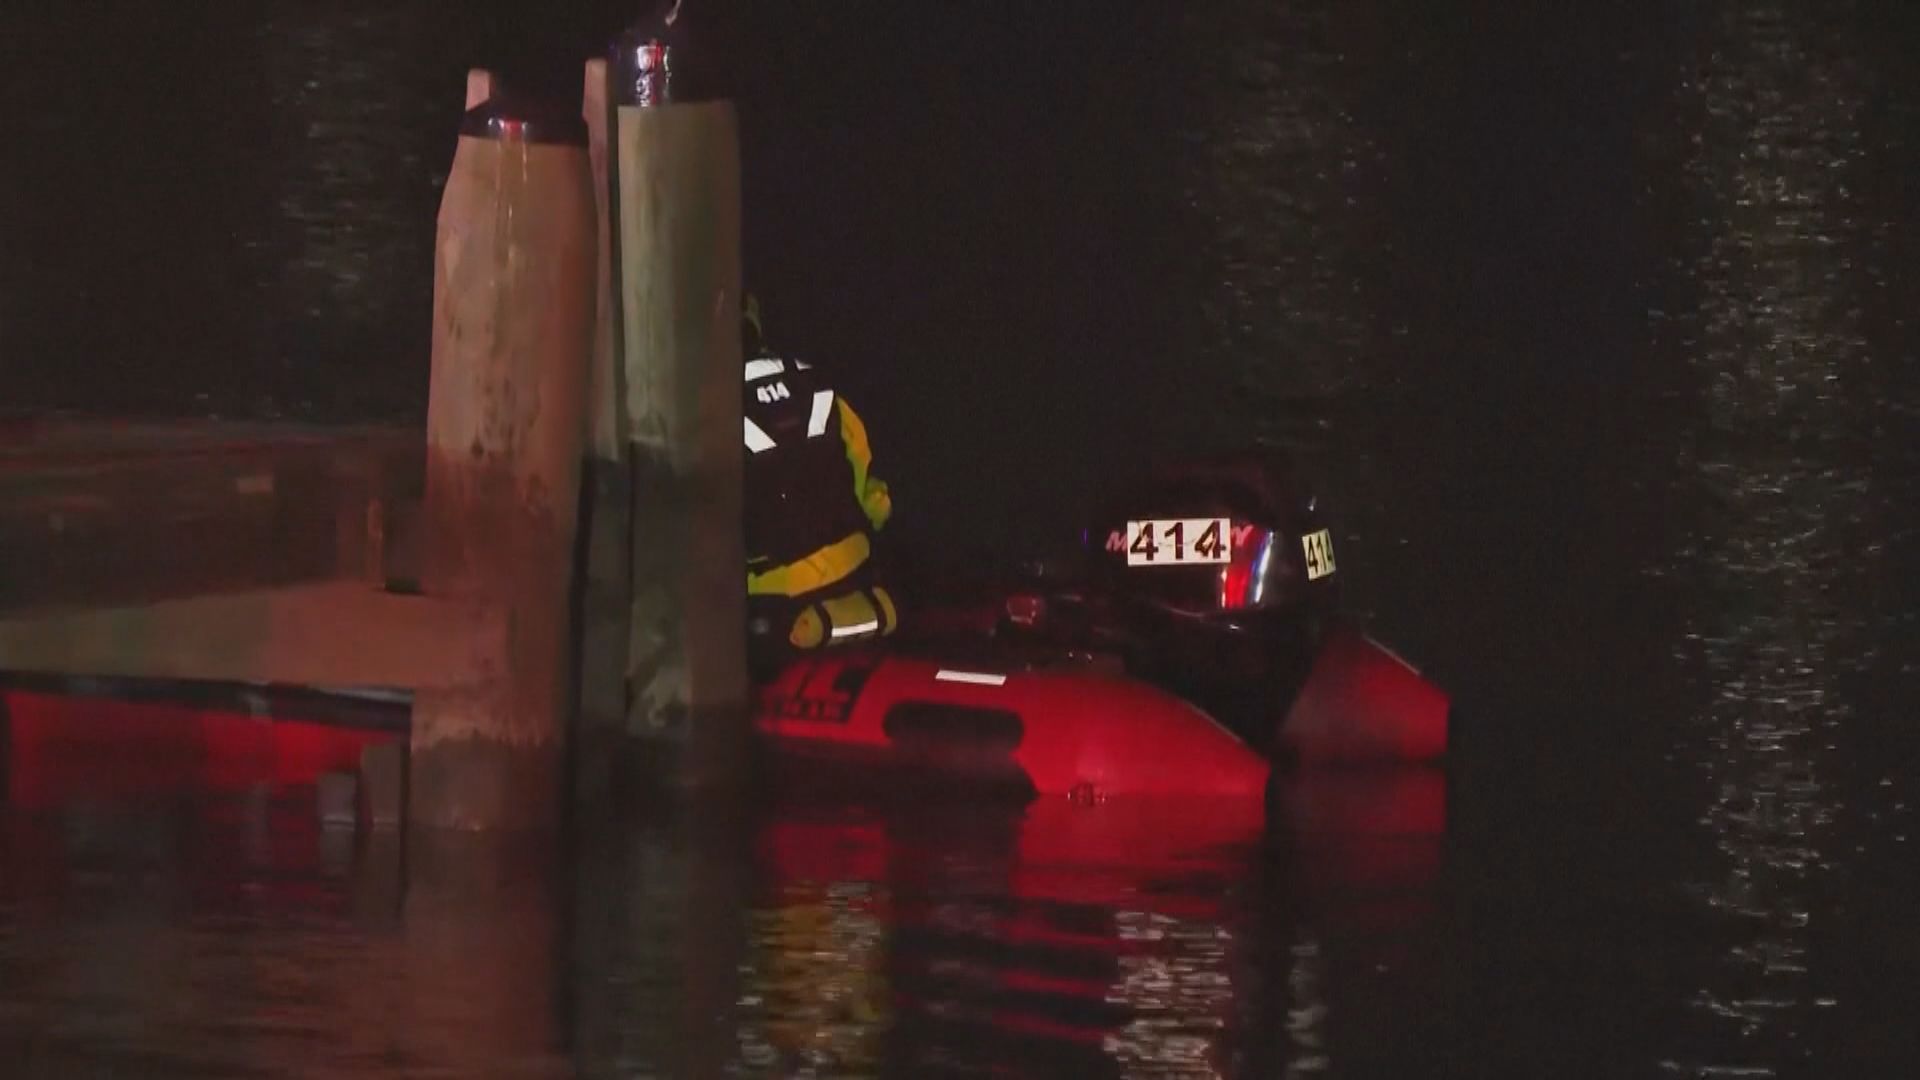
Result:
[409, 73, 597, 831]
[605, 26, 750, 794]
[572, 57, 634, 809]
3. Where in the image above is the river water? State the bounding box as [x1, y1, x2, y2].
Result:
[3, 1, 1918, 1076]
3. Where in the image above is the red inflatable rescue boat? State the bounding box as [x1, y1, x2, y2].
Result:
[755, 648, 1270, 801]
[751, 447, 1450, 804]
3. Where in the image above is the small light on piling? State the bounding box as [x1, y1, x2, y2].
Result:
[458, 91, 588, 147]
[613, 19, 675, 108]
[611, 0, 726, 108]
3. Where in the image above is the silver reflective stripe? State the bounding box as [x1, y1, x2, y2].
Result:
[831, 619, 880, 638]
[935, 670, 1008, 686]
[807, 390, 835, 438]
[745, 357, 784, 381]
[744, 417, 776, 453]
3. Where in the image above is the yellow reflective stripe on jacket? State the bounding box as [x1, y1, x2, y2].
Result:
[836, 397, 891, 531]
[747, 530, 872, 597]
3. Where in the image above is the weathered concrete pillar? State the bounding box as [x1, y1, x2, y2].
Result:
[410, 75, 597, 831]
[608, 22, 749, 792]
[582, 58, 625, 466]
[572, 57, 634, 808]
[464, 68, 494, 111]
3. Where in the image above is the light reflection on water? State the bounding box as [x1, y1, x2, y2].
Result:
[0, 795, 568, 1078]
[1651, 0, 1907, 1073]
[1173, 1, 1389, 416]
[251, 6, 440, 337]
[688, 798, 1285, 1079]
[1168, 0, 1402, 627]
[0, 776, 1444, 1078]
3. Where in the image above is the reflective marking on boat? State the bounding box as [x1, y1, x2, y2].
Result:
[1365, 634, 1421, 674]
[1251, 533, 1275, 605]
[936, 670, 1008, 687]
[745, 358, 784, 381]
[831, 619, 880, 638]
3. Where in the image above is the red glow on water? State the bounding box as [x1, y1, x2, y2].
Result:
[4, 689, 390, 810]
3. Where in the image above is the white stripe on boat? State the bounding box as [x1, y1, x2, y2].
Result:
[936, 670, 1008, 687]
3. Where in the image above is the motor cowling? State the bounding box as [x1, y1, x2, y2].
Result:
[1080, 450, 1448, 769]
[1080, 447, 1340, 624]
[993, 446, 1449, 770]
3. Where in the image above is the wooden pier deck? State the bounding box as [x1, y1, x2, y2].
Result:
[0, 418, 496, 693]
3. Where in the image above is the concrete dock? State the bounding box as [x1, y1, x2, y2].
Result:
[0, 417, 484, 692]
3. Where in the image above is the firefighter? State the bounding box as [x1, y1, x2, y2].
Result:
[741, 296, 898, 667]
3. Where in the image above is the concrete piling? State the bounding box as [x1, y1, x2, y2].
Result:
[572, 56, 634, 808]
[607, 20, 750, 793]
[464, 68, 495, 111]
[408, 75, 598, 831]
[583, 58, 626, 467]
[4, 34, 750, 827]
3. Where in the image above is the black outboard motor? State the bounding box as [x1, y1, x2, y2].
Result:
[1084, 447, 1338, 617]
[1074, 447, 1341, 746]
[999, 445, 1448, 767]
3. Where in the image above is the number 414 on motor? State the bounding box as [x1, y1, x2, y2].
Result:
[1126, 518, 1230, 566]
[1126, 516, 1338, 582]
